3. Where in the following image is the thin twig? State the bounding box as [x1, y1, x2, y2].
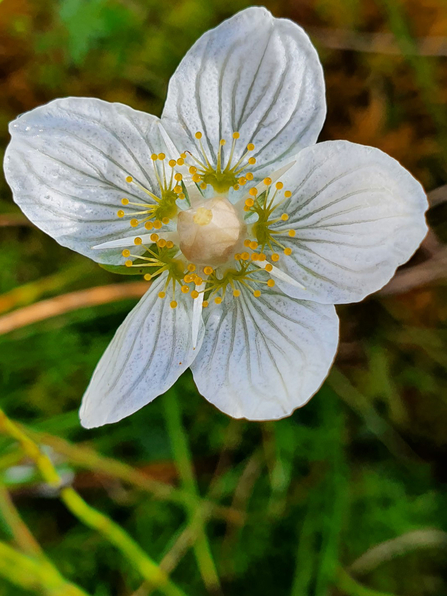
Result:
[350, 529, 447, 576]
[0, 282, 147, 335]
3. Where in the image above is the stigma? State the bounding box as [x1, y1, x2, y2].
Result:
[177, 196, 246, 266]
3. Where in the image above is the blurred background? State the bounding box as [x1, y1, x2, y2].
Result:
[1, 0, 447, 594]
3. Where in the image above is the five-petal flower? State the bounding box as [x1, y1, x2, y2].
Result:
[3, 7, 428, 427]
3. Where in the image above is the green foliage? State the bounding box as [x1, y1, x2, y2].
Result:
[1, 0, 447, 595]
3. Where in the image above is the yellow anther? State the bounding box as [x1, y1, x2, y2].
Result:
[253, 290, 261, 298]
[239, 177, 247, 185]
[187, 264, 196, 272]
[174, 173, 183, 181]
[215, 297, 222, 305]
[263, 177, 272, 185]
[174, 185, 183, 193]
[204, 266, 213, 275]
[184, 274, 193, 283]
[145, 221, 154, 230]
[189, 166, 197, 174]
[150, 233, 159, 242]
[220, 139, 226, 146]
[249, 187, 258, 197]
[248, 157, 256, 165]
[245, 199, 254, 208]
[288, 230, 296, 237]
[158, 239, 167, 248]
[244, 239, 251, 247]
[194, 276, 203, 285]
[233, 289, 241, 297]
[267, 279, 275, 288]
[177, 157, 185, 166]
[241, 252, 250, 261]
[195, 132, 202, 139]
[275, 182, 284, 190]
[272, 253, 280, 262]
[233, 184, 240, 190]
[130, 218, 139, 228]
[122, 249, 130, 257]
[284, 190, 292, 198]
[181, 152, 187, 159]
[200, 183, 207, 190]
[170, 300, 178, 309]
[265, 263, 273, 272]
[117, 210, 125, 218]
[154, 220, 162, 229]
[192, 174, 201, 183]
[121, 198, 129, 205]
[125, 260, 132, 268]
[169, 159, 176, 167]
[191, 290, 199, 299]
[151, 154, 158, 161]
[126, 175, 133, 182]
[243, 206, 250, 212]
[134, 237, 142, 245]
[249, 241, 258, 250]
[247, 143, 255, 151]
[284, 247, 292, 256]
[251, 253, 259, 261]
[162, 217, 170, 225]
[144, 274, 152, 281]
[166, 240, 174, 249]
[246, 172, 254, 181]
[158, 291, 166, 299]
[181, 286, 189, 294]
[281, 214, 289, 221]
[233, 132, 240, 139]
[179, 193, 186, 200]
[257, 253, 265, 261]
[158, 153, 165, 160]
[234, 253, 241, 260]
[202, 300, 209, 308]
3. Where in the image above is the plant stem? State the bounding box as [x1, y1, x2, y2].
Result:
[0, 408, 187, 596]
[163, 388, 221, 594]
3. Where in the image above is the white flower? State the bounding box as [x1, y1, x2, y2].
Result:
[4, 7, 428, 428]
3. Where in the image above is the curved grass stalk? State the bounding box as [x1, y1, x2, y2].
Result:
[0, 539, 89, 596]
[0, 408, 187, 596]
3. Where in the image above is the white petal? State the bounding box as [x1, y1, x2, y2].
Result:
[271, 141, 428, 304]
[255, 260, 306, 290]
[191, 289, 339, 420]
[4, 97, 174, 265]
[79, 274, 203, 428]
[162, 7, 325, 179]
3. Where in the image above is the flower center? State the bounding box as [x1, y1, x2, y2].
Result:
[177, 196, 246, 266]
